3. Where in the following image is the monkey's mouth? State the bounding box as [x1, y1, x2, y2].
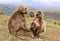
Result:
[24, 12, 27, 14]
[20, 11, 27, 14]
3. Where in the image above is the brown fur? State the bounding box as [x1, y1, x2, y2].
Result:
[8, 5, 30, 35]
[30, 11, 46, 37]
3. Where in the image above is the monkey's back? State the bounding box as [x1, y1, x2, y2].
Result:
[8, 13, 26, 33]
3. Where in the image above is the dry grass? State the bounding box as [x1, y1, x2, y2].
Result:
[0, 15, 60, 41]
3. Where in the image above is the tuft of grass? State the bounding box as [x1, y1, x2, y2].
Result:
[58, 23, 60, 25]
[0, 15, 9, 23]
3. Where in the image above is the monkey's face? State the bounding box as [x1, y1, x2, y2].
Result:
[36, 13, 41, 18]
[36, 11, 42, 18]
[19, 5, 27, 14]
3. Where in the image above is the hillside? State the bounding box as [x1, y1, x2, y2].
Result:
[44, 11, 60, 20]
[0, 4, 60, 20]
[0, 4, 17, 15]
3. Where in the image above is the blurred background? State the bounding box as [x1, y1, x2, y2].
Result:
[0, 0, 60, 19]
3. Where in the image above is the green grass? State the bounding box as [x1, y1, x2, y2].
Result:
[0, 15, 60, 41]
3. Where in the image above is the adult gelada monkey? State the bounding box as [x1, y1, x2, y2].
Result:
[8, 5, 30, 35]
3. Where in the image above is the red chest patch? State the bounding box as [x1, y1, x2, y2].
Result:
[33, 18, 40, 26]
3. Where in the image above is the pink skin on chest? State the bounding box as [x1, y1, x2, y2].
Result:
[33, 18, 40, 26]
